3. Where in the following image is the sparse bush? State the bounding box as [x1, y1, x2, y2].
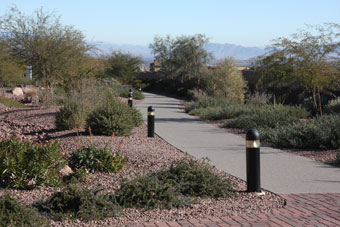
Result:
[86, 95, 142, 136]
[324, 97, 340, 114]
[0, 96, 27, 108]
[188, 102, 255, 121]
[34, 186, 120, 221]
[114, 174, 191, 209]
[201, 59, 247, 103]
[55, 97, 90, 130]
[62, 168, 89, 184]
[261, 114, 340, 149]
[185, 96, 231, 113]
[246, 91, 272, 105]
[115, 85, 144, 100]
[0, 194, 47, 226]
[68, 145, 126, 173]
[0, 137, 65, 189]
[223, 104, 309, 130]
[130, 107, 144, 126]
[114, 159, 232, 209]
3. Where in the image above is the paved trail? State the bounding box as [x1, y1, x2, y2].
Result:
[135, 92, 340, 226]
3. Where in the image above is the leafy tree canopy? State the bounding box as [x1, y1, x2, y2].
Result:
[0, 6, 92, 88]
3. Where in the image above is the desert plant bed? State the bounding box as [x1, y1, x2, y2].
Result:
[0, 104, 284, 226]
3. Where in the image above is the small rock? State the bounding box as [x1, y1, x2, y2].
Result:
[59, 165, 74, 177]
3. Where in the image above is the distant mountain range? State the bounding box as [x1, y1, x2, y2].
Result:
[90, 41, 265, 64]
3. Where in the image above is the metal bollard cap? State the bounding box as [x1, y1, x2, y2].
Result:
[148, 106, 154, 112]
[246, 128, 260, 141]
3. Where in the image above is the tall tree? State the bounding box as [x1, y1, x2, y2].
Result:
[254, 23, 340, 114]
[0, 6, 92, 89]
[105, 51, 141, 85]
[149, 34, 211, 87]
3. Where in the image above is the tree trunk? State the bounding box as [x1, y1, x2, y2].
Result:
[312, 86, 318, 115]
[317, 86, 323, 116]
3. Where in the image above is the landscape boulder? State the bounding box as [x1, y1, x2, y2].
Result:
[12, 87, 24, 96]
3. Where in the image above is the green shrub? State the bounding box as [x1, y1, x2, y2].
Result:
[114, 174, 191, 209]
[0, 96, 27, 108]
[62, 169, 89, 184]
[201, 59, 247, 103]
[55, 97, 91, 130]
[117, 87, 144, 100]
[185, 96, 231, 113]
[261, 114, 340, 149]
[158, 159, 232, 198]
[86, 96, 142, 136]
[131, 107, 144, 126]
[0, 194, 47, 226]
[34, 186, 120, 221]
[0, 137, 65, 189]
[224, 104, 309, 130]
[325, 97, 340, 114]
[246, 92, 272, 105]
[189, 103, 255, 121]
[114, 159, 232, 209]
[68, 145, 126, 173]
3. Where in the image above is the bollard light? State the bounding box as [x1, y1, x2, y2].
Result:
[147, 106, 155, 137]
[246, 128, 261, 192]
[128, 93, 133, 108]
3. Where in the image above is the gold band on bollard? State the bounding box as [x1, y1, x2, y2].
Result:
[148, 111, 155, 116]
[128, 97, 132, 100]
[246, 140, 260, 148]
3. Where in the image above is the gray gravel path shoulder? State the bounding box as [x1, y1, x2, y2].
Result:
[137, 92, 340, 194]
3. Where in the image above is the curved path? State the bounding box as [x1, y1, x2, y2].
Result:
[135, 92, 340, 226]
[137, 92, 340, 194]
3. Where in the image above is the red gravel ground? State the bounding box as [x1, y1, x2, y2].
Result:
[0, 103, 284, 226]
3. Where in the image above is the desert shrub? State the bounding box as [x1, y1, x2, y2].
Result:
[185, 96, 231, 113]
[261, 114, 340, 149]
[34, 186, 120, 221]
[158, 159, 232, 198]
[55, 83, 108, 130]
[201, 59, 247, 103]
[116, 86, 145, 100]
[0, 137, 65, 189]
[130, 107, 144, 126]
[324, 97, 340, 114]
[114, 174, 191, 209]
[246, 91, 272, 105]
[0, 96, 27, 108]
[62, 169, 89, 184]
[0, 194, 47, 226]
[86, 96, 142, 136]
[68, 145, 126, 173]
[114, 159, 232, 209]
[55, 97, 91, 130]
[224, 104, 309, 130]
[189, 102, 256, 121]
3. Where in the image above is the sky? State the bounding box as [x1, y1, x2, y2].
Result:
[1, 0, 340, 47]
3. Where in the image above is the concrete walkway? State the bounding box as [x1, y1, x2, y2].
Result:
[137, 92, 340, 194]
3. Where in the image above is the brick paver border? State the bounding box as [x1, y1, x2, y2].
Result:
[130, 194, 340, 226]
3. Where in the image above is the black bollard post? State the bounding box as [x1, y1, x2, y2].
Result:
[246, 129, 261, 192]
[128, 93, 133, 108]
[147, 106, 155, 137]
